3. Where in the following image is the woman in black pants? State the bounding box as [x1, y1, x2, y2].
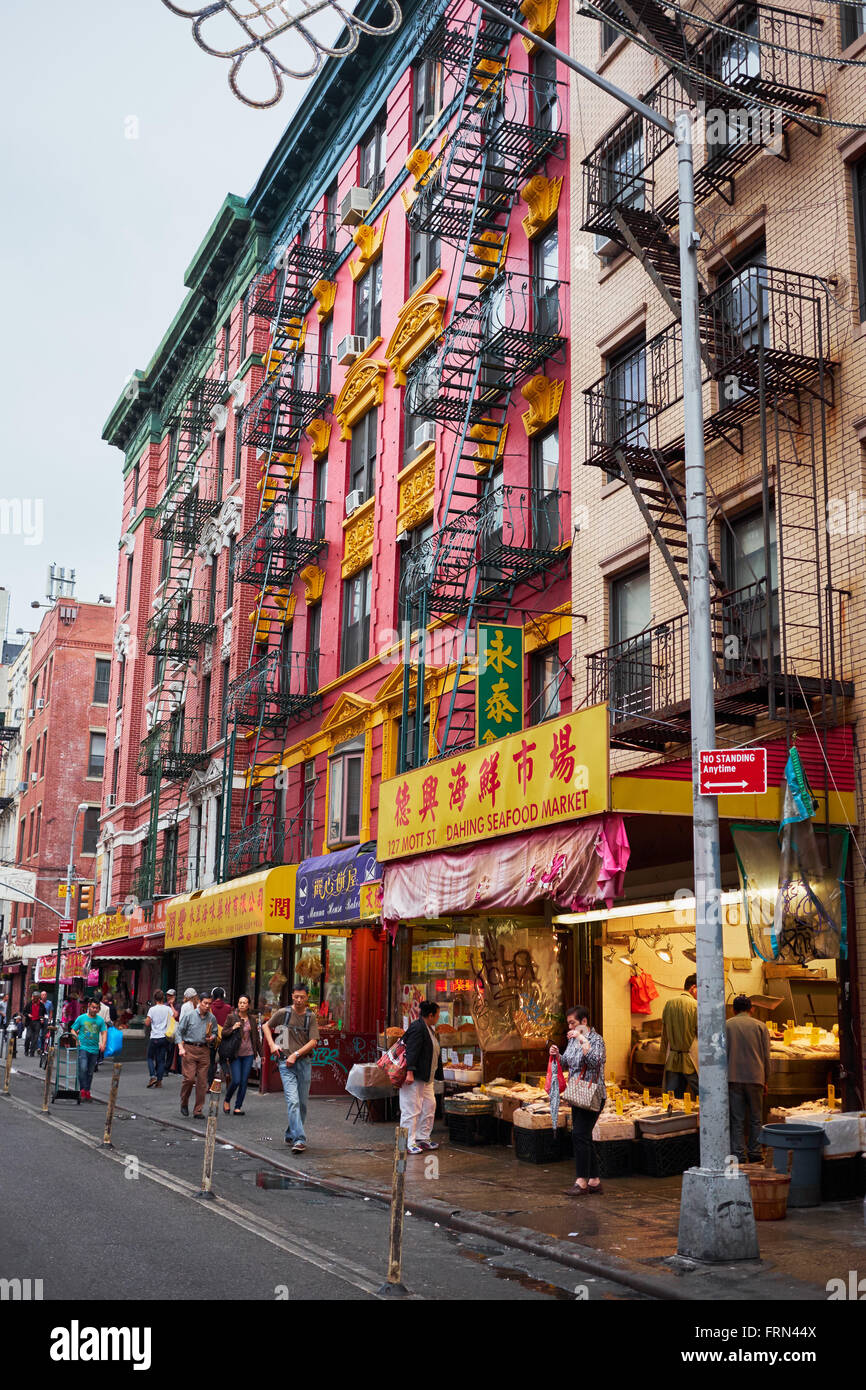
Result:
[551, 1004, 607, 1195]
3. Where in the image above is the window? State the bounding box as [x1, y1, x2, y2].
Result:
[116, 654, 125, 710]
[610, 567, 652, 716]
[403, 406, 429, 468]
[125, 555, 134, 613]
[307, 603, 321, 692]
[27, 812, 34, 859]
[399, 520, 434, 631]
[220, 659, 230, 739]
[216, 431, 226, 501]
[212, 796, 223, 878]
[222, 319, 231, 375]
[39, 735, 47, 778]
[354, 259, 383, 340]
[34, 805, 42, 855]
[319, 316, 333, 396]
[93, 658, 111, 704]
[341, 565, 371, 672]
[532, 47, 558, 134]
[233, 417, 244, 479]
[240, 295, 249, 363]
[480, 464, 505, 584]
[301, 759, 317, 858]
[325, 182, 338, 254]
[707, 7, 760, 162]
[532, 221, 559, 337]
[397, 704, 431, 774]
[82, 808, 100, 856]
[360, 110, 387, 197]
[530, 647, 564, 723]
[841, 2, 866, 47]
[88, 731, 106, 779]
[531, 426, 561, 547]
[601, 121, 644, 212]
[314, 457, 328, 542]
[412, 55, 444, 143]
[601, 12, 623, 50]
[167, 427, 178, 483]
[226, 537, 236, 610]
[716, 242, 768, 405]
[201, 674, 211, 746]
[111, 747, 119, 799]
[349, 407, 378, 503]
[854, 159, 866, 322]
[132, 461, 140, 512]
[722, 506, 780, 665]
[409, 225, 441, 291]
[24, 746, 31, 783]
[207, 558, 218, 627]
[328, 739, 364, 845]
[605, 333, 648, 461]
[161, 826, 178, 895]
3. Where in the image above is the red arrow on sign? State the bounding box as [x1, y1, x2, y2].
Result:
[698, 748, 767, 796]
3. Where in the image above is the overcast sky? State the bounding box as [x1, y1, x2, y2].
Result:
[0, 0, 330, 638]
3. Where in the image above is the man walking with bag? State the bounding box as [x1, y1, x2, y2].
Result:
[263, 984, 318, 1153]
[400, 1001, 444, 1155]
[176, 993, 218, 1118]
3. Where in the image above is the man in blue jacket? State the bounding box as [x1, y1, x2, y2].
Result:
[400, 1000, 444, 1155]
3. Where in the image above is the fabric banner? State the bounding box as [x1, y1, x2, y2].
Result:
[36, 948, 91, 983]
[295, 847, 382, 931]
[382, 814, 629, 922]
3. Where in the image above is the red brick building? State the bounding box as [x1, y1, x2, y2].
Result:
[9, 598, 114, 995]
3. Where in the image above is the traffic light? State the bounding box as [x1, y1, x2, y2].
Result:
[78, 884, 94, 916]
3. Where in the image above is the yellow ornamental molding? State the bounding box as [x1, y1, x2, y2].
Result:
[405, 147, 433, 181]
[385, 270, 446, 386]
[520, 375, 564, 436]
[349, 212, 389, 282]
[397, 442, 436, 532]
[333, 339, 387, 440]
[470, 422, 509, 475]
[402, 140, 446, 213]
[312, 278, 336, 322]
[300, 564, 325, 606]
[305, 419, 331, 461]
[474, 57, 504, 90]
[321, 692, 373, 740]
[519, 0, 559, 51]
[473, 230, 509, 282]
[342, 495, 375, 578]
[521, 175, 563, 239]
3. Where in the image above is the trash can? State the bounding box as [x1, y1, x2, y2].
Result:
[759, 1123, 828, 1207]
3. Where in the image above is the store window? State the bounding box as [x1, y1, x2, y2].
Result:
[341, 565, 371, 673]
[295, 934, 348, 1029]
[328, 738, 364, 846]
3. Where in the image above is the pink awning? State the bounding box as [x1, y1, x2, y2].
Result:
[382, 815, 629, 922]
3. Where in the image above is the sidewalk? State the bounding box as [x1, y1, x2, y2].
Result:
[9, 1052, 865, 1301]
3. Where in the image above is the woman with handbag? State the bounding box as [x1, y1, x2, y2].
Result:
[221, 997, 261, 1115]
[552, 1004, 607, 1195]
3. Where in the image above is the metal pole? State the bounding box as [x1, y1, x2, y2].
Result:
[41, 1047, 55, 1112]
[196, 1077, 221, 1199]
[103, 1061, 123, 1146]
[2, 1032, 14, 1093]
[378, 1125, 410, 1296]
[674, 114, 758, 1260]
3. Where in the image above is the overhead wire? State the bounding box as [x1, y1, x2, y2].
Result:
[649, 0, 866, 68]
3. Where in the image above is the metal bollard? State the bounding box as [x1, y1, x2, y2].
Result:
[196, 1077, 221, 1200]
[3, 1034, 16, 1095]
[41, 1048, 55, 1112]
[103, 1062, 123, 1146]
[378, 1125, 410, 1297]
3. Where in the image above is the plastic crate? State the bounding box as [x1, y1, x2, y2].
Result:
[446, 1113, 499, 1147]
[515, 1125, 571, 1164]
[821, 1154, 866, 1203]
[595, 1138, 635, 1178]
[639, 1131, 700, 1178]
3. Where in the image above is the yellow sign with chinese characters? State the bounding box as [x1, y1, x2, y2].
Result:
[377, 704, 609, 861]
[76, 912, 129, 948]
[165, 865, 298, 949]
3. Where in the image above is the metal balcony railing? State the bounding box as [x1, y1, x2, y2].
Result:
[403, 486, 567, 616]
[248, 239, 339, 324]
[226, 812, 305, 879]
[242, 354, 333, 452]
[234, 498, 328, 587]
[226, 651, 320, 729]
[154, 494, 220, 546]
[138, 716, 214, 782]
[406, 271, 566, 422]
[165, 376, 226, 433]
[584, 267, 833, 474]
[145, 596, 215, 661]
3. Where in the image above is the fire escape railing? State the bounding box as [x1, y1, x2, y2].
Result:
[226, 651, 320, 729]
[234, 499, 328, 587]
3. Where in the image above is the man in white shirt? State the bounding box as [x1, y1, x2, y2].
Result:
[144, 989, 172, 1088]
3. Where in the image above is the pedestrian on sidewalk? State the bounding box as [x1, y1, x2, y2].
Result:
[37, 991, 54, 1053]
[165, 989, 181, 1074]
[222, 996, 260, 1115]
[554, 1004, 607, 1195]
[726, 995, 771, 1164]
[263, 984, 319, 1153]
[661, 974, 699, 1099]
[71, 999, 108, 1100]
[400, 1001, 444, 1155]
[208, 986, 232, 1090]
[23, 993, 45, 1057]
[176, 993, 219, 1118]
[144, 989, 172, 1088]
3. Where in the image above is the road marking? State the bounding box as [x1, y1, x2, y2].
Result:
[3, 1093, 399, 1299]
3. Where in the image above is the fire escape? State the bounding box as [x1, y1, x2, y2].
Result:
[135, 370, 223, 901]
[400, 1, 568, 765]
[580, 0, 852, 749]
[222, 214, 335, 879]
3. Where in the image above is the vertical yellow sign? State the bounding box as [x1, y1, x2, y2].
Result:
[477, 624, 524, 746]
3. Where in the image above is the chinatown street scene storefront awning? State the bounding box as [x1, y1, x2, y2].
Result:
[295, 847, 383, 931]
[165, 865, 298, 948]
[89, 935, 165, 962]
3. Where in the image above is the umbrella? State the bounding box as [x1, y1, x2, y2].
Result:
[546, 1051, 565, 1129]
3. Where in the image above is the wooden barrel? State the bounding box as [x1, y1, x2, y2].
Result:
[748, 1168, 791, 1220]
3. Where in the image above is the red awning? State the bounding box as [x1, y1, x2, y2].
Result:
[90, 935, 165, 961]
[2, 963, 22, 975]
[621, 729, 855, 792]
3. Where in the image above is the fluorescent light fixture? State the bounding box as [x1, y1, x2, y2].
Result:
[552, 890, 743, 926]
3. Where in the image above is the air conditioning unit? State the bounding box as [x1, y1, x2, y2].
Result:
[329, 820, 341, 843]
[27, 710, 34, 719]
[340, 186, 372, 226]
[345, 489, 364, 517]
[35, 699, 45, 710]
[16, 781, 28, 793]
[337, 334, 368, 366]
[13, 708, 22, 721]
[30, 773, 38, 783]
[106, 793, 117, 808]
[413, 422, 436, 452]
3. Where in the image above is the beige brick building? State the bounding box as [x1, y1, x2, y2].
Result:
[566, 0, 866, 1100]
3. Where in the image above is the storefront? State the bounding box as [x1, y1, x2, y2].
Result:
[75, 907, 167, 1020]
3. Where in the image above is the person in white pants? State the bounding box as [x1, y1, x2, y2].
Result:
[399, 1001, 443, 1155]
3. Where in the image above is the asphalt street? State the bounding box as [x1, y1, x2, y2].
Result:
[0, 1092, 642, 1301]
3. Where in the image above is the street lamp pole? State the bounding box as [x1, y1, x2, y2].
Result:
[53, 803, 90, 1033]
[473, 0, 758, 1260]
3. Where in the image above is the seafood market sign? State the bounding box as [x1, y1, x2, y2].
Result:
[377, 705, 609, 861]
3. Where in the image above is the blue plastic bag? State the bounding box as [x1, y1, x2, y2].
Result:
[104, 1026, 123, 1057]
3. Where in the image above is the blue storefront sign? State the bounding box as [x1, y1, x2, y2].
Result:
[295, 847, 383, 931]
